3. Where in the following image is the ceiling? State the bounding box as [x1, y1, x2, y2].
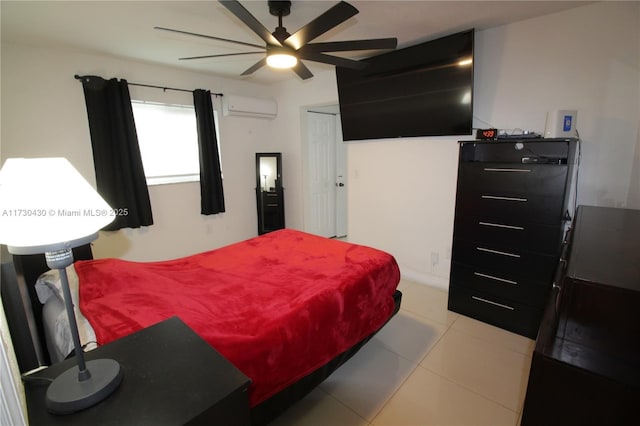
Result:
[1, 1, 591, 84]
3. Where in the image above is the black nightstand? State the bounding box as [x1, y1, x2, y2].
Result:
[24, 316, 251, 425]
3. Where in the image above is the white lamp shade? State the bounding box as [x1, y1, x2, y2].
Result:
[0, 158, 115, 252]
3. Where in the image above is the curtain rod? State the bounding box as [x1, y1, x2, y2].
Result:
[74, 75, 223, 97]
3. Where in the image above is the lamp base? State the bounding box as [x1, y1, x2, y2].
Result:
[45, 358, 123, 415]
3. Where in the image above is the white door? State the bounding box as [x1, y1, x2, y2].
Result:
[306, 111, 347, 238]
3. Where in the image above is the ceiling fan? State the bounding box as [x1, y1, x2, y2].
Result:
[155, 0, 397, 80]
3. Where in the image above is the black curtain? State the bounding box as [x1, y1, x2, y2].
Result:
[193, 89, 225, 215]
[80, 75, 153, 230]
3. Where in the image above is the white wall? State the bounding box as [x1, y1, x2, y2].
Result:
[1, 43, 280, 261]
[474, 1, 640, 210]
[2, 2, 638, 284]
[275, 1, 640, 289]
[347, 137, 460, 288]
[0, 299, 27, 426]
[271, 70, 342, 232]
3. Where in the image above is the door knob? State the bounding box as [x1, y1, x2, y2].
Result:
[336, 183, 345, 187]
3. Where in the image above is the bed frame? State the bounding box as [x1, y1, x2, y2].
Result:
[1, 245, 93, 371]
[2, 245, 401, 425]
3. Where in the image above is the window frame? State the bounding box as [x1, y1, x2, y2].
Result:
[131, 100, 222, 186]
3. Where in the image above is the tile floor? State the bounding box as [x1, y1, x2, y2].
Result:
[269, 279, 535, 426]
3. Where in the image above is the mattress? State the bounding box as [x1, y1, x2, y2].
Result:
[40, 229, 401, 408]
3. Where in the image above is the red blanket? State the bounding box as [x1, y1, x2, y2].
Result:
[77, 229, 400, 406]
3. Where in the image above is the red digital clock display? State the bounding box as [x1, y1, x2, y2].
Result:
[476, 128, 498, 140]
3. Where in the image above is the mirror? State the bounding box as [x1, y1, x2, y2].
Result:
[256, 153, 284, 235]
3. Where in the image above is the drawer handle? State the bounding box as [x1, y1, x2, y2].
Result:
[476, 247, 521, 258]
[481, 195, 528, 202]
[483, 168, 531, 172]
[474, 272, 518, 285]
[472, 296, 515, 311]
[478, 221, 525, 231]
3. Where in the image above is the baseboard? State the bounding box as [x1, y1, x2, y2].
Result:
[398, 266, 449, 291]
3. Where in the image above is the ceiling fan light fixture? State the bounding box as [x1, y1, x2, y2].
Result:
[266, 52, 298, 69]
[172, 0, 397, 80]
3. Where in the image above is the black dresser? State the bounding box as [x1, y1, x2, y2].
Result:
[448, 138, 577, 338]
[521, 206, 640, 425]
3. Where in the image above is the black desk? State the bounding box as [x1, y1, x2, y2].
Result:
[24, 316, 251, 425]
[521, 206, 640, 425]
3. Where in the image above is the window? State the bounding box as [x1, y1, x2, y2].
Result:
[131, 101, 221, 186]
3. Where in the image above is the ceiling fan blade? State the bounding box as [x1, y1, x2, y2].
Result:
[298, 52, 367, 70]
[219, 0, 281, 47]
[241, 57, 268, 76]
[284, 1, 358, 50]
[179, 52, 264, 60]
[292, 61, 314, 80]
[301, 38, 398, 53]
[154, 26, 266, 50]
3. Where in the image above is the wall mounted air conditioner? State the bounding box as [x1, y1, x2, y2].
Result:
[222, 94, 277, 119]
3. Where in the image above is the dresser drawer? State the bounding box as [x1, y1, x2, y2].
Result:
[451, 262, 551, 307]
[453, 216, 563, 255]
[454, 190, 565, 224]
[452, 238, 558, 284]
[262, 192, 281, 212]
[448, 285, 544, 339]
[460, 141, 571, 163]
[457, 163, 569, 197]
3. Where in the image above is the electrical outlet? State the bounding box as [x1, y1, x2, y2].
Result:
[431, 252, 439, 267]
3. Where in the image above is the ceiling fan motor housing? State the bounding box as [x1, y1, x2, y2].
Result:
[269, 1, 291, 17]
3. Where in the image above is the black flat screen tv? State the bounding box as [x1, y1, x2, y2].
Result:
[336, 29, 474, 141]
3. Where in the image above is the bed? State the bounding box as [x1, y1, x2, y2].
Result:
[4, 229, 402, 425]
